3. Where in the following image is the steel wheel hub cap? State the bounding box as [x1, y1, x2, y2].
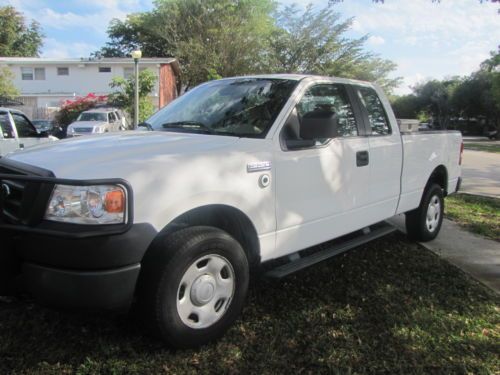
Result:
[190, 275, 216, 306]
[426, 195, 441, 233]
[176, 254, 235, 329]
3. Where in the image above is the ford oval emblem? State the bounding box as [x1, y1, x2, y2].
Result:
[1, 183, 11, 199]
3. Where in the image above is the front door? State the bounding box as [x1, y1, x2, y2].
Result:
[10, 112, 44, 150]
[274, 82, 373, 259]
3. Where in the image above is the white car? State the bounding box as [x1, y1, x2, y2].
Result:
[0, 107, 58, 156]
[66, 109, 126, 137]
[0, 75, 462, 348]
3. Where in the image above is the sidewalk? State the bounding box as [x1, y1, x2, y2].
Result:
[390, 215, 500, 294]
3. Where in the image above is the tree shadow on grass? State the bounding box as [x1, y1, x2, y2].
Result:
[0, 233, 498, 374]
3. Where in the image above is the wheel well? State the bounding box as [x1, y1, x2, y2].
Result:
[153, 205, 261, 267]
[427, 165, 448, 196]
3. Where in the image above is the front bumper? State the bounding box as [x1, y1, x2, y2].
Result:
[1, 223, 157, 311]
[0, 158, 157, 311]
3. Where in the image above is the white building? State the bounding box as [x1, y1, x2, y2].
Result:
[0, 57, 180, 119]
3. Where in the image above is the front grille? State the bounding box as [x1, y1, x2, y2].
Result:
[0, 163, 54, 226]
[74, 128, 93, 133]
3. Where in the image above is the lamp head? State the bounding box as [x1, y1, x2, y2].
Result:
[131, 50, 142, 59]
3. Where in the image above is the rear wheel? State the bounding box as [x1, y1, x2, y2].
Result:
[405, 183, 444, 242]
[138, 226, 249, 348]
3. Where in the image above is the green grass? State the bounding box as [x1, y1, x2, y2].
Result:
[464, 143, 500, 154]
[1, 233, 499, 374]
[445, 194, 500, 241]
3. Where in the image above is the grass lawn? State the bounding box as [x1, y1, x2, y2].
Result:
[463, 143, 500, 154]
[1, 233, 499, 375]
[445, 194, 500, 242]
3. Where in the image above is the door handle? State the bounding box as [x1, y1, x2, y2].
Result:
[356, 150, 369, 167]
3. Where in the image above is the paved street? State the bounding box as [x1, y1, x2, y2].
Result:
[461, 149, 500, 198]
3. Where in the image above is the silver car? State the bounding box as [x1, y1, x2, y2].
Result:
[66, 109, 128, 137]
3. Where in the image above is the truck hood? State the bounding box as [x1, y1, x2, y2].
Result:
[5, 131, 240, 178]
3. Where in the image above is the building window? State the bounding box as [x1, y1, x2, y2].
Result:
[99, 67, 111, 73]
[21, 67, 33, 80]
[57, 67, 69, 76]
[123, 67, 133, 79]
[34, 68, 45, 80]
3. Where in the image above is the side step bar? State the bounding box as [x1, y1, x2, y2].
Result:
[265, 222, 397, 279]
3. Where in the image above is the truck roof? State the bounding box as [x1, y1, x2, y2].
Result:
[216, 73, 373, 86]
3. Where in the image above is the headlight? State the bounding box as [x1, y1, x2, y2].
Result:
[93, 126, 105, 133]
[45, 184, 127, 224]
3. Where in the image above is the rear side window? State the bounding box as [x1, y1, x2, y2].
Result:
[11, 113, 38, 137]
[356, 86, 391, 136]
[0, 112, 15, 138]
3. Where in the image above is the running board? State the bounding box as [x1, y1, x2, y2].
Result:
[265, 223, 397, 279]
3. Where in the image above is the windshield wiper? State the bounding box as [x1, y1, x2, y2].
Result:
[161, 121, 215, 134]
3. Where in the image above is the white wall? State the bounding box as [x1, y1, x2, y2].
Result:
[7, 63, 160, 97]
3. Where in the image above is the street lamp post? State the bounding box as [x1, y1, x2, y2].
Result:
[131, 50, 142, 129]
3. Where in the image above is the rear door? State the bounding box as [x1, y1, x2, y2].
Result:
[350, 84, 403, 219]
[0, 111, 19, 156]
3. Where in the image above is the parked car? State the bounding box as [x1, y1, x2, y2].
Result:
[66, 108, 126, 137]
[32, 119, 65, 139]
[0, 75, 463, 348]
[0, 108, 58, 157]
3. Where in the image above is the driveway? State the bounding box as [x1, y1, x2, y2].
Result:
[461, 149, 500, 198]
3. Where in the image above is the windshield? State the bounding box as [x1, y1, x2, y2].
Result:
[77, 112, 108, 122]
[147, 78, 298, 138]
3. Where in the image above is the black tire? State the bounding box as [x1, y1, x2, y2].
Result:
[405, 183, 444, 242]
[137, 226, 249, 348]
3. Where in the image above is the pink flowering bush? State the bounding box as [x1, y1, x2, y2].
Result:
[55, 93, 108, 127]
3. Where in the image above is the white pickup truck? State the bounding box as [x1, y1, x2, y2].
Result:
[0, 75, 462, 348]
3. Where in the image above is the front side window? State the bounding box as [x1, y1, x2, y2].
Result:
[356, 86, 391, 136]
[0, 112, 15, 138]
[108, 112, 116, 122]
[297, 84, 358, 138]
[146, 78, 298, 138]
[11, 113, 38, 137]
[99, 67, 111, 73]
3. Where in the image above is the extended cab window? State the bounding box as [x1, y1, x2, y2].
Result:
[356, 86, 391, 136]
[0, 112, 15, 138]
[11, 113, 38, 137]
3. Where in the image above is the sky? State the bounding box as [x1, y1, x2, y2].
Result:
[1, 0, 499, 95]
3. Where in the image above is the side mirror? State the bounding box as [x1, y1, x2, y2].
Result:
[299, 110, 339, 140]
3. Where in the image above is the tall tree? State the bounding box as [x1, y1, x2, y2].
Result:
[96, 0, 276, 89]
[0, 6, 44, 57]
[267, 5, 400, 92]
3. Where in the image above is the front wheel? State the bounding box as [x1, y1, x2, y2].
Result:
[137, 226, 249, 348]
[405, 184, 444, 242]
